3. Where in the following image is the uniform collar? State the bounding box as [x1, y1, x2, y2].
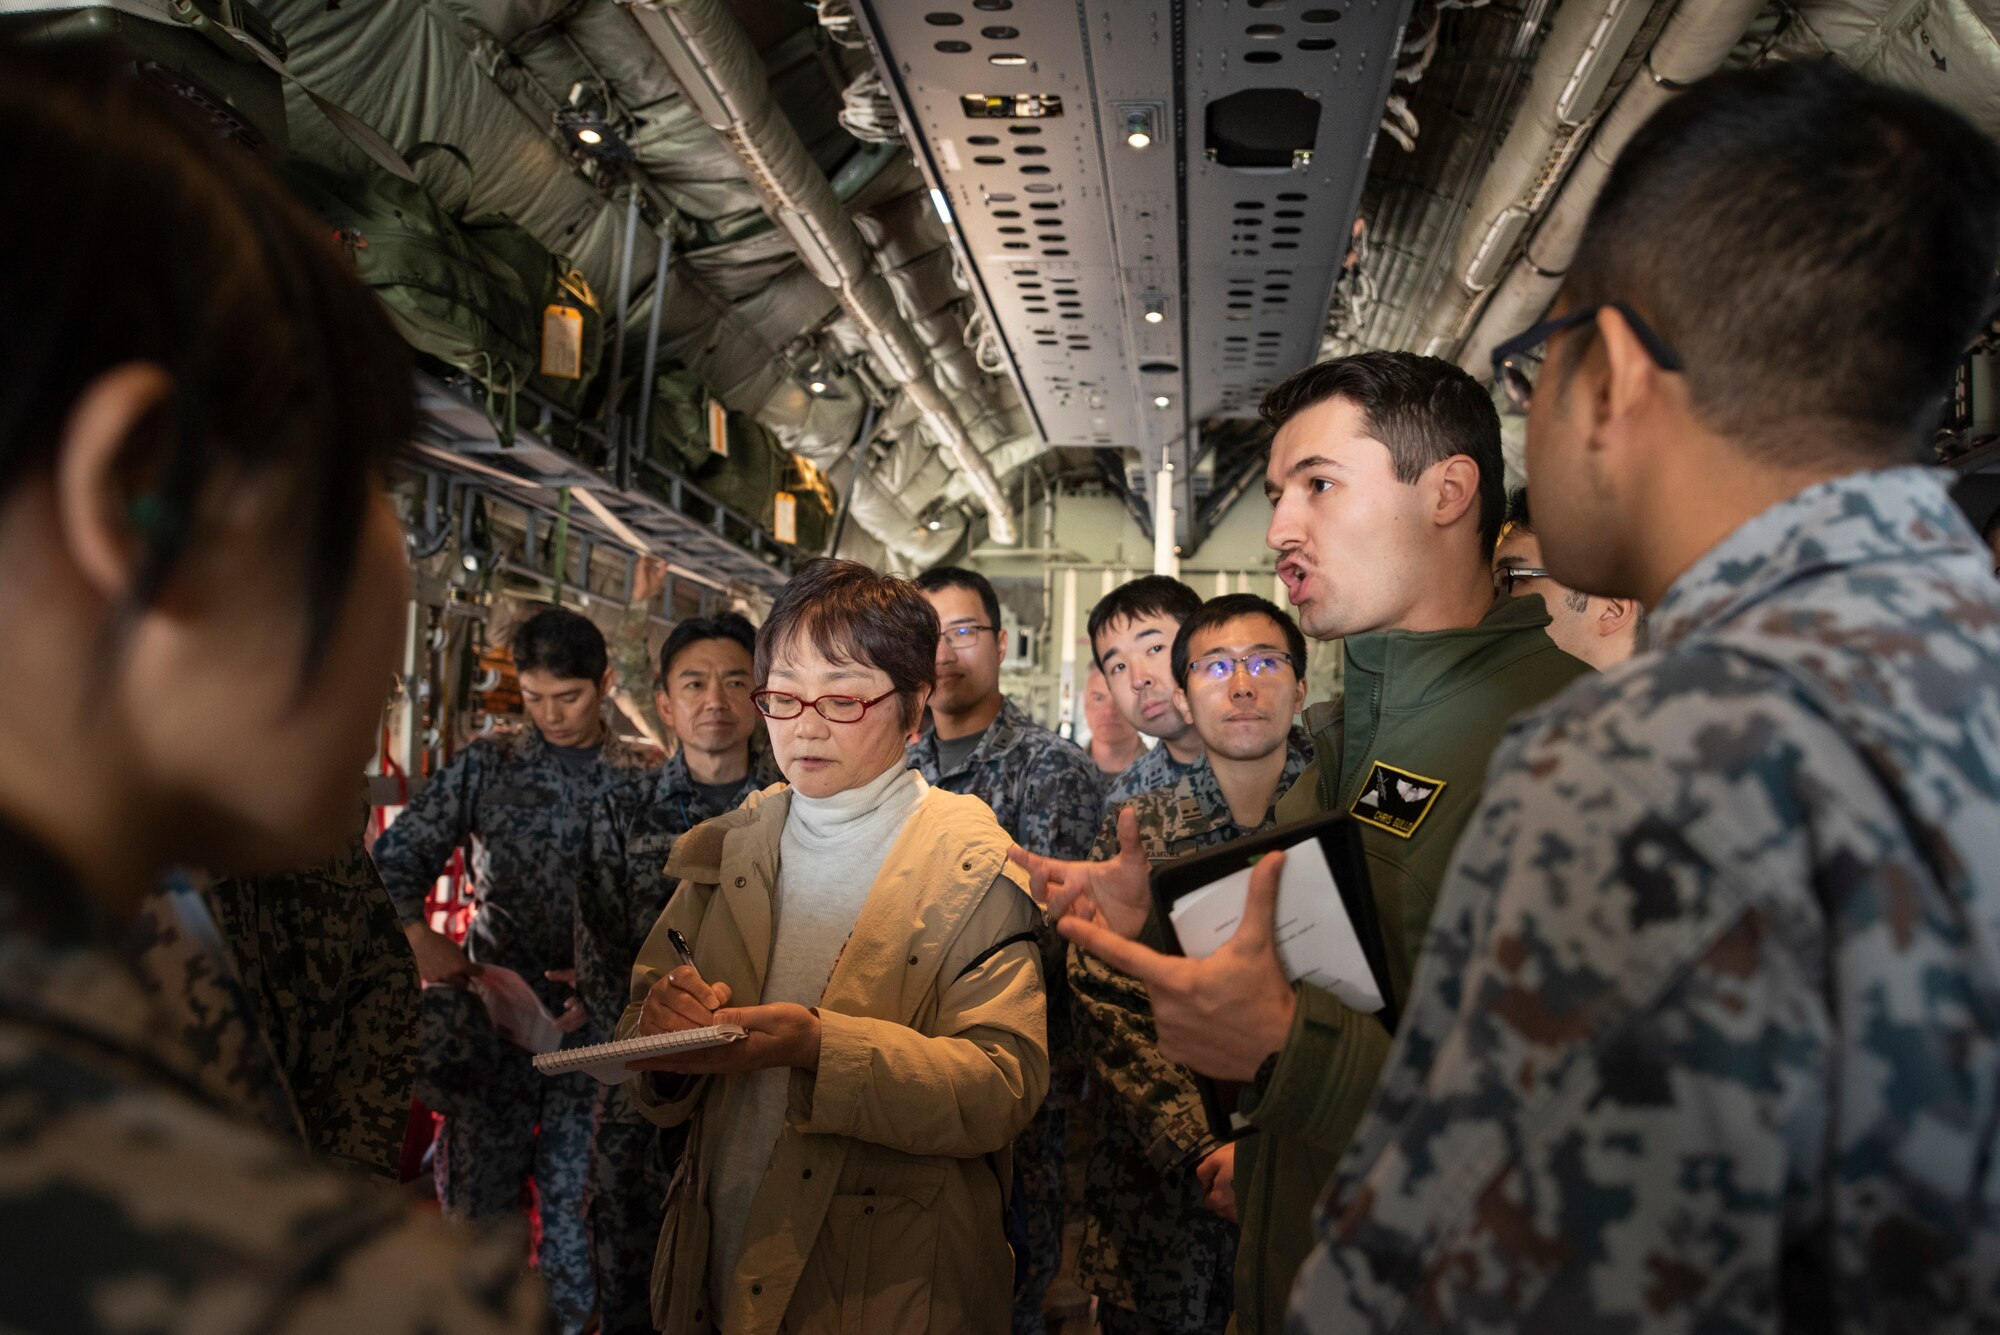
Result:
[917, 694, 1032, 775]
[1649, 466, 1977, 652]
[1162, 725, 1313, 841]
[1340, 594, 1560, 707]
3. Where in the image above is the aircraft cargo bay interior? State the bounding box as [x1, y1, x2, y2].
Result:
[3, 0, 2000, 1332]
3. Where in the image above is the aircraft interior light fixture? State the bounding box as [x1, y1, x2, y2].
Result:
[462, 553, 480, 572]
[809, 379, 829, 395]
[927, 517, 944, 531]
[1153, 394, 1172, 409]
[1125, 108, 1154, 150]
[1143, 294, 1166, 325]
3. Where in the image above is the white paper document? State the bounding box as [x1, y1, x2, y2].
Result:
[1165, 835, 1385, 1015]
[468, 964, 564, 1055]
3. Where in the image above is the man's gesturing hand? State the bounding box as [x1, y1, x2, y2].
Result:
[1057, 849, 1296, 1081]
[1007, 805, 1152, 938]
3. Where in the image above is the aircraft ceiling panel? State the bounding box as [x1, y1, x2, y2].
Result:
[1182, 0, 1399, 420]
[855, 0, 1412, 501]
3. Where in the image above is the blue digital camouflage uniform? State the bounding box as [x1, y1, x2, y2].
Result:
[1076, 730, 1311, 1333]
[909, 695, 1105, 1335]
[0, 821, 552, 1335]
[1105, 738, 1199, 811]
[372, 721, 658, 1335]
[578, 744, 779, 1335]
[132, 814, 420, 1179]
[1292, 467, 2000, 1332]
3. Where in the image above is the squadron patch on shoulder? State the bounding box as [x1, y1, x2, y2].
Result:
[1349, 761, 1447, 840]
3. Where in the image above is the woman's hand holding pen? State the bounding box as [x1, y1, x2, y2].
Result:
[632, 930, 822, 1075]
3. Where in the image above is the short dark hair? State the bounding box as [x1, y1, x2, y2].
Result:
[1561, 60, 2000, 464]
[1171, 594, 1309, 686]
[513, 608, 608, 682]
[1087, 576, 1203, 668]
[659, 613, 757, 682]
[0, 42, 413, 677]
[1505, 487, 1533, 533]
[1260, 351, 1506, 554]
[756, 558, 937, 728]
[915, 565, 1002, 633]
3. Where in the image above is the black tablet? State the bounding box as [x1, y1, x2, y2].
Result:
[1146, 810, 1397, 1138]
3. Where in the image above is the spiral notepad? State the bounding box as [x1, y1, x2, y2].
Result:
[532, 1025, 748, 1085]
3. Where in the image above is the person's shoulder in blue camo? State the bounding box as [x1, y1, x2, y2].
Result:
[0, 44, 547, 1331]
[1087, 576, 1210, 818]
[909, 567, 1104, 860]
[578, 611, 777, 1053]
[1294, 62, 2000, 1333]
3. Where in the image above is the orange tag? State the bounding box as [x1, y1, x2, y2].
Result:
[774, 491, 798, 545]
[707, 399, 729, 457]
[540, 305, 584, 379]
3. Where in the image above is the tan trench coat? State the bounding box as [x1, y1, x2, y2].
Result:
[616, 783, 1049, 1335]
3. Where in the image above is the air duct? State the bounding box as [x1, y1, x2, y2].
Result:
[624, 0, 1020, 545]
[1455, 0, 1771, 374]
[1410, 0, 1651, 357]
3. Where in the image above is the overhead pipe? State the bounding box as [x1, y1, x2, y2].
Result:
[1408, 0, 1658, 359]
[623, 0, 1020, 544]
[1454, 0, 1771, 375]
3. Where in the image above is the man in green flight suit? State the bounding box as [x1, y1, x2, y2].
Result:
[1013, 351, 1591, 1333]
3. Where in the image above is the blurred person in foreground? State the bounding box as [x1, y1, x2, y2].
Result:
[0, 40, 545, 1333]
[1292, 60, 2000, 1329]
[1083, 661, 1145, 779]
[617, 559, 1049, 1334]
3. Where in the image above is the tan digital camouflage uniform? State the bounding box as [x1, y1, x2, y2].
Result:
[1295, 468, 2000, 1331]
[0, 823, 550, 1335]
[1075, 731, 1310, 1333]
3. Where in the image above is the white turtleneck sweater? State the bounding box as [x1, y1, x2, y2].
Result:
[707, 762, 930, 1305]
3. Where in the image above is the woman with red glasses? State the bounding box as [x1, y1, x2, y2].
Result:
[615, 558, 1049, 1335]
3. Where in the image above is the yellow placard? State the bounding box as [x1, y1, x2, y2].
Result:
[707, 399, 729, 457]
[539, 305, 584, 379]
[774, 491, 798, 545]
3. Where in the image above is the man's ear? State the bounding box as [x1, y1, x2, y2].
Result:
[599, 667, 618, 699]
[995, 622, 1009, 666]
[1598, 598, 1640, 637]
[1171, 686, 1193, 728]
[1596, 306, 1668, 440]
[1289, 675, 1309, 717]
[1428, 454, 1482, 532]
[55, 363, 177, 602]
[905, 684, 934, 742]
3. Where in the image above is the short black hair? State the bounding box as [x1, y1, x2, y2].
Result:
[1561, 60, 2000, 464]
[513, 608, 608, 683]
[915, 565, 1002, 633]
[0, 41, 413, 678]
[1087, 576, 1203, 668]
[659, 613, 757, 682]
[757, 558, 937, 729]
[1171, 594, 1309, 686]
[1261, 351, 1506, 554]
[1505, 487, 1533, 533]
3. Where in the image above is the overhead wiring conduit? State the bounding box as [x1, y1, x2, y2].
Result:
[1453, 0, 1772, 374]
[622, 0, 1021, 545]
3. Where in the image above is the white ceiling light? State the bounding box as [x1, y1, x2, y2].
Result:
[1124, 108, 1154, 149]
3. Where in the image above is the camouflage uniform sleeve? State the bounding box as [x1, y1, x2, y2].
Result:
[1067, 810, 1223, 1174]
[1068, 942, 1224, 1174]
[1292, 702, 1826, 1333]
[1015, 743, 1107, 861]
[370, 744, 488, 927]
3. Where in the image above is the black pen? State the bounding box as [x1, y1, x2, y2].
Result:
[666, 927, 698, 971]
